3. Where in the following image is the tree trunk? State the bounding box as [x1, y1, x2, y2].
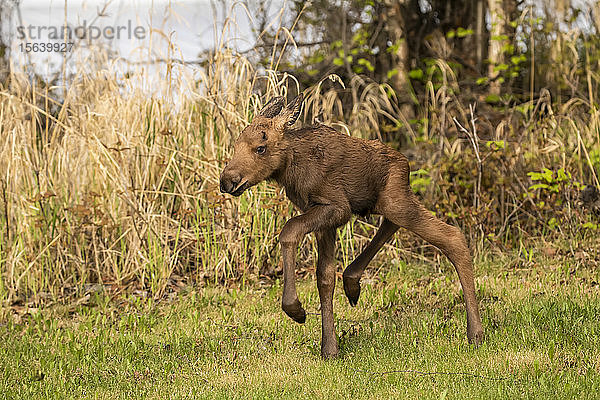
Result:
[487, 0, 507, 95]
[0, 1, 12, 86]
[475, 0, 485, 72]
[0, 41, 7, 85]
[383, 0, 414, 119]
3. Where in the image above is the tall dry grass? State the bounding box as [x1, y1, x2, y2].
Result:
[0, 2, 599, 309]
[0, 26, 408, 309]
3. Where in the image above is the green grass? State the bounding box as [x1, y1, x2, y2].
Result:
[1, 250, 599, 399]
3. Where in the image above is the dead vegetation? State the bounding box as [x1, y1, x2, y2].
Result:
[0, 1, 598, 308]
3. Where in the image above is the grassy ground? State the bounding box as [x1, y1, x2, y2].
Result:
[1, 248, 599, 399]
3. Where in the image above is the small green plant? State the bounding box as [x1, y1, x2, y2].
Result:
[410, 168, 431, 194]
[527, 167, 571, 194]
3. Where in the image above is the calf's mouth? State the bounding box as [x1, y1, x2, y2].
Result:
[231, 180, 249, 196]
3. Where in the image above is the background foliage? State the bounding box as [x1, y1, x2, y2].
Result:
[0, 0, 599, 307]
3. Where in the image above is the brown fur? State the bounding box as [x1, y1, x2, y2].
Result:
[220, 94, 483, 359]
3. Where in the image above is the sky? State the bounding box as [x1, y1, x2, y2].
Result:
[8, 0, 287, 79]
[5, 0, 598, 86]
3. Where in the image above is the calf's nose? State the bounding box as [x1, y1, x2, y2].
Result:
[219, 171, 241, 194]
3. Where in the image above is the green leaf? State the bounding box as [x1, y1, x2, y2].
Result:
[476, 77, 488, 85]
[386, 40, 403, 54]
[358, 58, 375, 71]
[516, 103, 533, 116]
[446, 30, 456, 38]
[527, 171, 540, 180]
[493, 63, 509, 72]
[486, 140, 505, 149]
[408, 69, 423, 79]
[511, 54, 526, 65]
[501, 43, 515, 54]
[352, 31, 368, 46]
[410, 168, 429, 176]
[541, 168, 554, 183]
[557, 168, 571, 182]
[387, 69, 398, 79]
[333, 57, 344, 66]
[410, 169, 431, 194]
[457, 27, 474, 38]
[485, 94, 501, 104]
[528, 168, 554, 184]
[310, 53, 324, 63]
[529, 183, 550, 190]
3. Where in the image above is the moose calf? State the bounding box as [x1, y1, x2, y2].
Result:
[220, 94, 483, 359]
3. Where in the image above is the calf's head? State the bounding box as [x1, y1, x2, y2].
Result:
[219, 94, 304, 196]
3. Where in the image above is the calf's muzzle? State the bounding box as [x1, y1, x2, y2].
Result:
[219, 167, 242, 194]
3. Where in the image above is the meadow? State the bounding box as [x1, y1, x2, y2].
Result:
[3, 249, 599, 399]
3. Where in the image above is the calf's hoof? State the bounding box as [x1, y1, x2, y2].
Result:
[282, 299, 306, 324]
[321, 341, 339, 360]
[467, 327, 484, 346]
[343, 275, 361, 306]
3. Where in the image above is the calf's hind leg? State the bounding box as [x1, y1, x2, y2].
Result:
[343, 218, 399, 306]
[380, 180, 484, 344]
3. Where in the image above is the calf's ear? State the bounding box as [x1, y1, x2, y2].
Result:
[281, 93, 304, 127]
[259, 96, 285, 118]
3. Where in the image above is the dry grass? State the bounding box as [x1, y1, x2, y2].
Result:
[0, 38, 408, 308]
[0, 2, 599, 308]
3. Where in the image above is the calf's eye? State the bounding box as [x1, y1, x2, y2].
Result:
[256, 145, 266, 155]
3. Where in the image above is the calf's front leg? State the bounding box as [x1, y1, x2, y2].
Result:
[316, 228, 338, 359]
[279, 204, 350, 325]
